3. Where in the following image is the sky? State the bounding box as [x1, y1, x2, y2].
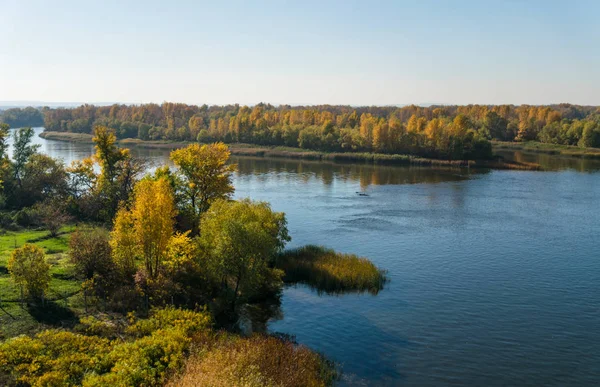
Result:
[1, 0, 599, 106]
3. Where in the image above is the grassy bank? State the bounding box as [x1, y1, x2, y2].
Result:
[493, 141, 600, 159]
[40, 131, 541, 170]
[276, 245, 388, 295]
[0, 227, 80, 339]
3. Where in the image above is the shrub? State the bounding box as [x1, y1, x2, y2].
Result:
[69, 227, 114, 281]
[0, 307, 212, 386]
[8, 244, 50, 300]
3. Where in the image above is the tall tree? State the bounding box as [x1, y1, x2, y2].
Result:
[12, 127, 40, 187]
[111, 178, 176, 279]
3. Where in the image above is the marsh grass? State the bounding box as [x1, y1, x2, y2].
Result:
[169, 333, 336, 387]
[276, 245, 388, 295]
[493, 141, 600, 159]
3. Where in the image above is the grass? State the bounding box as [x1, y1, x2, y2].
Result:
[493, 141, 600, 159]
[41, 131, 541, 170]
[276, 245, 388, 295]
[168, 333, 336, 387]
[0, 226, 81, 339]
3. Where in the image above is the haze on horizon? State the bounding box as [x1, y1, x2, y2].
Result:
[1, 0, 599, 107]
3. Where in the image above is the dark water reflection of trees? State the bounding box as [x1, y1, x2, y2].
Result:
[231, 156, 480, 190]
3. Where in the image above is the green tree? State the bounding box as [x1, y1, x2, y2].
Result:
[578, 121, 600, 148]
[482, 111, 509, 140]
[199, 199, 290, 311]
[12, 127, 40, 188]
[8, 244, 50, 300]
[170, 143, 235, 232]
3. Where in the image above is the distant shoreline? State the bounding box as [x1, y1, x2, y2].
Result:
[40, 131, 541, 170]
[492, 141, 600, 159]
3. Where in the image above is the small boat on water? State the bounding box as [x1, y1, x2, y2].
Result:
[355, 192, 369, 196]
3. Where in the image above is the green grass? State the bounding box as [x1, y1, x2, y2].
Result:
[276, 245, 388, 295]
[0, 226, 81, 339]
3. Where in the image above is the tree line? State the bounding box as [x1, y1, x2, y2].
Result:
[0, 107, 44, 128]
[42, 103, 600, 160]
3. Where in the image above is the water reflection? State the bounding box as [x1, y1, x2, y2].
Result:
[232, 156, 478, 190]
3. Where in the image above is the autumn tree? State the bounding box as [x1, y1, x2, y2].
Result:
[111, 178, 176, 279]
[199, 199, 290, 311]
[170, 143, 235, 232]
[8, 244, 50, 300]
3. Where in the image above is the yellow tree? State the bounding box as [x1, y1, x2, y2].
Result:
[170, 143, 236, 224]
[110, 178, 176, 279]
[8, 244, 50, 300]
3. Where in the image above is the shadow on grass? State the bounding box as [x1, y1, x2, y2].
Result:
[52, 272, 76, 281]
[27, 300, 77, 328]
[26, 230, 69, 244]
[0, 265, 7, 275]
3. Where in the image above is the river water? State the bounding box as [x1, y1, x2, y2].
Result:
[23, 128, 600, 386]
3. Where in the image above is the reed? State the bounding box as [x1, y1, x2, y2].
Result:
[276, 245, 387, 295]
[169, 333, 336, 387]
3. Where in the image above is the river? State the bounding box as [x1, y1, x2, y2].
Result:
[21, 128, 600, 386]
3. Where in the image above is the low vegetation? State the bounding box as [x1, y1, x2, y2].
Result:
[169, 333, 336, 387]
[0, 308, 211, 386]
[493, 140, 600, 159]
[277, 245, 388, 295]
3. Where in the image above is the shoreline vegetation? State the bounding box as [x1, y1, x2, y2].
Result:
[40, 131, 542, 170]
[277, 245, 388, 295]
[492, 140, 600, 159]
[0, 126, 382, 386]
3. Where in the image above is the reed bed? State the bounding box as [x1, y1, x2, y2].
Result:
[276, 245, 387, 295]
[169, 333, 336, 387]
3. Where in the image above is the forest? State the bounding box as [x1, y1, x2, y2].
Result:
[0, 107, 44, 128]
[42, 103, 600, 161]
[0, 124, 386, 386]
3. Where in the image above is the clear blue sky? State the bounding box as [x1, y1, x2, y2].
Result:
[1, 0, 599, 106]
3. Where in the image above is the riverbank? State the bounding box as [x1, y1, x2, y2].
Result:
[492, 141, 600, 159]
[40, 131, 542, 170]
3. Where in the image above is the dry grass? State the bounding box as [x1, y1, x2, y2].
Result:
[168, 333, 336, 387]
[277, 245, 387, 295]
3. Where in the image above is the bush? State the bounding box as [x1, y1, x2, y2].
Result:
[0, 307, 212, 386]
[8, 244, 50, 300]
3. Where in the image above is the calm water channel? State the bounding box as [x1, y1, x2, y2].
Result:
[23, 128, 600, 386]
